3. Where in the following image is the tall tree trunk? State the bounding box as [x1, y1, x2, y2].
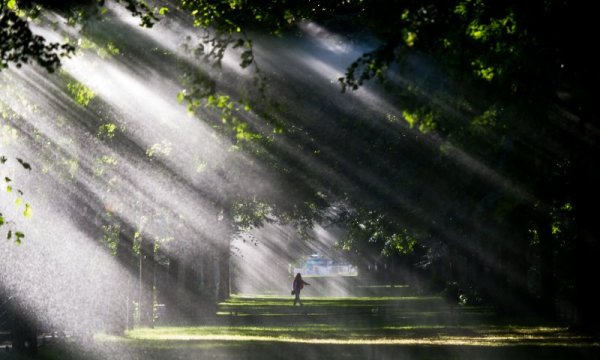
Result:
[538, 212, 555, 318]
[496, 240, 511, 313]
[217, 241, 230, 302]
[511, 223, 534, 312]
[10, 301, 37, 354]
[181, 254, 202, 323]
[139, 237, 155, 327]
[573, 156, 600, 330]
[217, 209, 232, 302]
[200, 246, 217, 320]
[111, 224, 135, 334]
[164, 256, 180, 323]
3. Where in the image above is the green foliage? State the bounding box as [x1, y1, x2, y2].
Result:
[110, 0, 161, 28]
[177, 68, 215, 113]
[2, 0, 598, 324]
[1, 155, 30, 243]
[79, 37, 120, 58]
[101, 219, 120, 255]
[146, 140, 172, 159]
[401, 110, 437, 134]
[62, 157, 79, 178]
[471, 58, 496, 81]
[66, 80, 95, 107]
[98, 122, 118, 139]
[23, 202, 31, 218]
[195, 157, 208, 173]
[132, 230, 141, 255]
[0, 3, 75, 72]
[16, 157, 30, 170]
[232, 198, 272, 230]
[382, 230, 417, 256]
[336, 208, 421, 258]
[177, 67, 263, 144]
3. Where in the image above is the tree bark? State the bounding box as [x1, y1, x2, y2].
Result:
[10, 302, 37, 354]
[538, 212, 555, 317]
[164, 256, 180, 323]
[139, 237, 155, 327]
[200, 246, 217, 319]
[573, 156, 600, 330]
[201, 247, 217, 302]
[217, 242, 230, 302]
[180, 254, 202, 323]
[111, 224, 135, 334]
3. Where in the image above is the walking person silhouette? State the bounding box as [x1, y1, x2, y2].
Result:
[292, 273, 310, 306]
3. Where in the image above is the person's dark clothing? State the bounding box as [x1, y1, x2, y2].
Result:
[292, 274, 309, 306]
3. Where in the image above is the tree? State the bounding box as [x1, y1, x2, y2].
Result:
[2, 0, 598, 330]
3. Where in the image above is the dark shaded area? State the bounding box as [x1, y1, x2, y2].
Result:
[0, 5, 74, 71]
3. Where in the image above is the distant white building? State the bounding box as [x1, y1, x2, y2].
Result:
[292, 254, 358, 277]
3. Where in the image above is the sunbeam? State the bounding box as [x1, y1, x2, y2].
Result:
[1, 1, 599, 359]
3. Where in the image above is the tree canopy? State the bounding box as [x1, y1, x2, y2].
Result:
[2, 0, 599, 330]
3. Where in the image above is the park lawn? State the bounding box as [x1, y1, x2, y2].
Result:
[6, 295, 600, 359]
[119, 323, 592, 346]
[92, 295, 599, 359]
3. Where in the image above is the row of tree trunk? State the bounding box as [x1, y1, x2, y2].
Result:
[430, 178, 600, 330]
[111, 225, 231, 334]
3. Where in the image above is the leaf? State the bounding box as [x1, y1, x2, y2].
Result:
[6, 185, 12, 193]
[15, 231, 24, 245]
[23, 204, 32, 219]
[0, 156, 6, 164]
[177, 90, 185, 103]
[15, 197, 23, 206]
[0, 216, 4, 226]
[4, 177, 11, 182]
[159, 7, 169, 15]
[7, 230, 11, 240]
[16, 158, 32, 170]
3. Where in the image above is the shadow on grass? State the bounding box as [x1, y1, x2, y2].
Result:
[4, 295, 600, 359]
[5, 341, 600, 360]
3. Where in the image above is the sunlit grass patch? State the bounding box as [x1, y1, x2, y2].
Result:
[228, 294, 435, 302]
[92, 296, 600, 352]
[113, 323, 600, 348]
[126, 324, 354, 340]
[222, 294, 445, 309]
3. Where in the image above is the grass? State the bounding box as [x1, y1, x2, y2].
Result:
[101, 294, 598, 359]
[117, 325, 588, 347]
[5, 293, 600, 359]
